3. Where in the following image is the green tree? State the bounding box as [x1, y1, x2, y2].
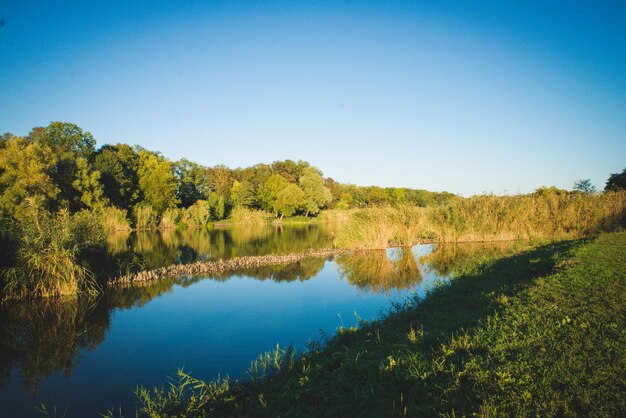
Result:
[299, 167, 332, 216]
[0, 137, 59, 219]
[206, 165, 233, 201]
[93, 144, 141, 210]
[366, 186, 391, 206]
[230, 180, 254, 208]
[258, 174, 289, 215]
[605, 168, 626, 191]
[28, 122, 96, 209]
[275, 183, 305, 218]
[72, 157, 107, 209]
[175, 158, 207, 207]
[573, 179, 597, 195]
[137, 151, 179, 214]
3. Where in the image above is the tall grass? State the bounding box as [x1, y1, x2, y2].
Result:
[133, 205, 158, 230]
[334, 206, 430, 249]
[1, 201, 100, 300]
[180, 200, 211, 228]
[159, 207, 182, 229]
[228, 206, 269, 226]
[335, 191, 626, 247]
[98, 206, 131, 233]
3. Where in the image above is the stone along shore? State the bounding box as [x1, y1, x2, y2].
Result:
[108, 248, 347, 286]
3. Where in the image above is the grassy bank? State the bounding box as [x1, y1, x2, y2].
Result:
[129, 232, 626, 417]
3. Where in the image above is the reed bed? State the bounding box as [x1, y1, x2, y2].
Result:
[335, 191, 626, 248]
[108, 248, 346, 286]
[227, 206, 269, 226]
[98, 206, 131, 232]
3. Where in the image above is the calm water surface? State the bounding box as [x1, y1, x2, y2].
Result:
[0, 225, 513, 417]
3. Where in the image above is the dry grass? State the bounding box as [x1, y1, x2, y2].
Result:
[335, 191, 626, 247]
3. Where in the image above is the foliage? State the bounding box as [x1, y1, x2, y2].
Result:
[72, 157, 107, 209]
[27, 122, 96, 210]
[93, 144, 141, 211]
[159, 207, 183, 229]
[572, 178, 596, 194]
[258, 174, 289, 215]
[0, 136, 59, 219]
[137, 150, 179, 214]
[275, 183, 305, 218]
[299, 166, 332, 216]
[175, 158, 208, 208]
[605, 167, 626, 191]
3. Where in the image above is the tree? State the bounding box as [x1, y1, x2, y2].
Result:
[72, 157, 107, 209]
[230, 180, 254, 208]
[275, 183, 305, 218]
[205, 165, 233, 201]
[175, 158, 207, 207]
[271, 160, 310, 183]
[366, 186, 391, 206]
[299, 167, 332, 216]
[137, 150, 179, 214]
[573, 179, 597, 194]
[0, 136, 59, 219]
[605, 168, 626, 191]
[93, 144, 141, 210]
[258, 174, 289, 215]
[28, 122, 97, 209]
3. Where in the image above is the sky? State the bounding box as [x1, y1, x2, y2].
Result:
[1, 0, 625, 195]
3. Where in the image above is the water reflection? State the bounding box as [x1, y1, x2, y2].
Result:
[0, 238, 519, 406]
[419, 241, 517, 278]
[85, 224, 337, 281]
[0, 297, 110, 394]
[336, 248, 422, 292]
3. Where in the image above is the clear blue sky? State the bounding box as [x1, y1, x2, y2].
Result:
[1, 1, 625, 195]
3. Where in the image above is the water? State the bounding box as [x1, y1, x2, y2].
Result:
[0, 225, 513, 417]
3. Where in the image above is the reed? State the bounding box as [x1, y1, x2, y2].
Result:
[180, 200, 211, 228]
[133, 205, 158, 230]
[1, 202, 99, 301]
[98, 206, 131, 232]
[159, 207, 182, 229]
[335, 191, 626, 247]
[228, 206, 269, 226]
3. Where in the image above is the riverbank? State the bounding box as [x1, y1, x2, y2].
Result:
[131, 232, 626, 417]
[107, 248, 347, 286]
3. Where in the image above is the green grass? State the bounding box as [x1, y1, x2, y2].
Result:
[130, 232, 626, 417]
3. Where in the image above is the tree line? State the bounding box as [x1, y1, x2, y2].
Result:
[0, 122, 458, 230]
